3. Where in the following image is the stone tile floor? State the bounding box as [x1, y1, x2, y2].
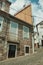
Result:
[0, 48, 43, 65]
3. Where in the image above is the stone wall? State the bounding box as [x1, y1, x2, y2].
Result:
[0, 16, 33, 60]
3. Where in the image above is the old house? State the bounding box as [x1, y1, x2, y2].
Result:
[34, 32, 39, 48]
[36, 21, 43, 47]
[0, 0, 33, 60]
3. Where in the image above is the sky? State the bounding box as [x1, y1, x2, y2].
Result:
[8, 0, 43, 26]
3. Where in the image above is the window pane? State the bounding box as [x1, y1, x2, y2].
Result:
[23, 27, 29, 32]
[9, 21, 18, 40]
[1, 2, 5, 10]
[10, 22, 18, 34]
[11, 22, 18, 28]
[23, 26, 29, 39]
[0, 1, 2, 9]
[0, 16, 3, 22]
[0, 16, 4, 31]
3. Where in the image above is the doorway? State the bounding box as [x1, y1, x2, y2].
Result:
[42, 40, 43, 46]
[8, 44, 17, 58]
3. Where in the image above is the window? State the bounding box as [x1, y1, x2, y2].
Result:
[24, 45, 30, 55]
[0, 1, 5, 10]
[0, 16, 4, 31]
[1, 2, 5, 11]
[26, 47, 29, 53]
[9, 21, 18, 40]
[23, 26, 29, 39]
[0, 1, 2, 9]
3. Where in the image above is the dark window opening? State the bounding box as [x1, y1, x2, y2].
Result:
[42, 36, 43, 38]
[26, 47, 29, 53]
[0, 23, 1, 27]
[42, 40, 43, 46]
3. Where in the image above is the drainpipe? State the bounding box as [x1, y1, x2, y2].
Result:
[32, 16, 35, 54]
[32, 33, 34, 53]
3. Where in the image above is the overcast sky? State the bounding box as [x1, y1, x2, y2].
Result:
[8, 0, 43, 25]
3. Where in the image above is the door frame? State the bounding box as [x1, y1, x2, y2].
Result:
[24, 45, 30, 56]
[7, 43, 17, 58]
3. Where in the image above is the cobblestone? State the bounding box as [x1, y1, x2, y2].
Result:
[0, 48, 43, 65]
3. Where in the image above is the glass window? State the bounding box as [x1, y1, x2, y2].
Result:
[9, 21, 18, 39]
[0, 1, 2, 9]
[23, 26, 29, 39]
[11, 22, 18, 28]
[0, 16, 4, 31]
[0, 1, 5, 10]
[1, 2, 5, 11]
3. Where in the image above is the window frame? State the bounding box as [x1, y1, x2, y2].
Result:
[24, 45, 30, 56]
[0, 16, 4, 31]
[23, 26, 29, 39]
[0, 1, 5, 11]
[9, 21, 18, 40]
[0, 1, 2, 9]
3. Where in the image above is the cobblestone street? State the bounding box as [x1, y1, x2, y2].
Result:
[0, 48, 43, 65]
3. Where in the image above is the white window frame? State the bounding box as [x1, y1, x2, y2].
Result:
[9, 21, 18, 40]
[23, 26, 29, 39]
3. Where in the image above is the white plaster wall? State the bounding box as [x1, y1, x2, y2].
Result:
[38, 24, 43, 45]
[34, 33, 39, 44]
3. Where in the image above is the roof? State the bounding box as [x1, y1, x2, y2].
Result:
[0, 10, 33, 27]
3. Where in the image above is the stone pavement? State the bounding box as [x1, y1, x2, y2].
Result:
[0, 48, 43, 65]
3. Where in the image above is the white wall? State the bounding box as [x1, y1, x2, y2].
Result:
[34, 33, 39, 44]
[37, 24, 43, 45]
